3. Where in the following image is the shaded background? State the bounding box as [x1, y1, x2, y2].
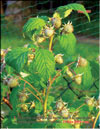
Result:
[1, 0, 99, 50]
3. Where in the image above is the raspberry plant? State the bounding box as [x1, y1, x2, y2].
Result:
[1, 3, 99, 128]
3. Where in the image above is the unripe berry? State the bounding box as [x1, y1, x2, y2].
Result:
[30, 101, 35, 109]
[24, 44, 29, 48]
[74, 123, 81, 128]
[55, 54, 64, 64]
[37, 36, 45, 43]
[74, 74, 83, 85]
[61, 107, 69, 118]
[66, 68, 73, 78]
[96, 55, 100, 63]
[44, 26, 54, 37]
[48, 112, 57, 122]
[77, 56, 88, 67]
[51, 17, 61, 29]
[8, 78, 19, 88]
[56, 99, 64, 111]
[67, 118, 75, 125]
[19, 92, 29, 103]
[63, 21, 74, 33]
[36, 114, 43, 122]
[56, 99, 67, 111]
[21, 104, 29, 112]
[85, 96, 95, 106]
[0, 49, 6, 58]
[28, 54, 35, 60]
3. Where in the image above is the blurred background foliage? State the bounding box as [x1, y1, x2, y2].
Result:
[1, 0, 99, 59]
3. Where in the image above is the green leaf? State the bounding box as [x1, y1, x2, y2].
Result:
[10, 87, 19, 111]
[27, 44, 38, 50]
[47, 96, 54, 106]
[79, 105, 89, 118]
[34, 101, 43, 114]
[5, 65, 14, 74]
[35, 49, 55, 80]
[90, 61, 99, 79]
[57, 33, 76, 55]
[5, 48, 29, 72]
[23, 17, 46, 33]
[55, 3, 90, 21]
[74, 63, 93, 89]
[39, 16, 49, 21]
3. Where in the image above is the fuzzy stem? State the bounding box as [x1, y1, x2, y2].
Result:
[43, 77, 52, 117]
[43, 35, 54, 117]
[26, 88, 43, 105]
[76, 103, 85, 111]
[49, 35, 54, 52]
[67, 61, 77, 67]
[19, 77, 43, 103]
[92, 111, 100, 129]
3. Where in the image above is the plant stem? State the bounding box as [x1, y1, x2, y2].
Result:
[67, 61, 77, 67]
[76, 103, 85, 111]
[92, 111, 100, 129]
[26, 88, 43, 105]
[43, 77, 52, 117]
[43, 35, 54, 117]
[49, 35, 54, 52]
[19, 77, 43, 103]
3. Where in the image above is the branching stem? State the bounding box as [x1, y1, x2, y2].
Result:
[43, 35, 54, 117]
[43, 77, 52, 117]
[19, 77, 43, 103]
[26, 88, 43, 105]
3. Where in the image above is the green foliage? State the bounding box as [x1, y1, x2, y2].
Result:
[34, 101, 43, 114]
[5, 65, 14, 74]
[9, 87, 19, 111]
[62, 89, 78, 106]
[23, 18, 46, 38]
[5, 48, 29, 72]
[1, 2, 98, 129]
[89, 61, 99, 79]
[74, 64, 93, 89]
[53, 123, 73, 128]
[79, 105, 89, 117]
[1, 84, 9, 99]
[35, 49, 55, 81]
[57, 33, 76, 55]
[55, 3, 90, 21]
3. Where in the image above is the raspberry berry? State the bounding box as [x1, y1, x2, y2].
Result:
[55, 54, 64, 64]
[51, 17, 61, 29]
[62, 21, 74, 33]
